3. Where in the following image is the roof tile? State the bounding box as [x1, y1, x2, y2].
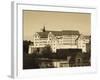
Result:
[37, 30, 80, 38]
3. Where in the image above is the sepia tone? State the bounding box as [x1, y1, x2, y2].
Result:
[23, 10, 91, 69]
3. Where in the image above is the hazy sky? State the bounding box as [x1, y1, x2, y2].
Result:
[23, 10, 91, 41]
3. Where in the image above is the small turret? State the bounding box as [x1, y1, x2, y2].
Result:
[42, 26, 46, 32]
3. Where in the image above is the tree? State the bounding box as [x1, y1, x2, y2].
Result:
[41, 44, 52, 58]
[23, 40, 33, 54]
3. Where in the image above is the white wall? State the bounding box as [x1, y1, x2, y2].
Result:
[0, 0, 100, 80]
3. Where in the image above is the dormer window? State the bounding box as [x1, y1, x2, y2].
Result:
[48, 32, 54, 40]
[35, 35, 37, 38]
[34, 33, 40, 39]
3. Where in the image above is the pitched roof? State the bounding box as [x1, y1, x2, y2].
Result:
[49, 31, 62, 36]
[37, 32, 49, 38]
[56, 48, 82, 57]
[37, 30, 80, 38]
[84, 35, 91, 39]
[79, 34, 91, 40]
[62, 30, 79, 35]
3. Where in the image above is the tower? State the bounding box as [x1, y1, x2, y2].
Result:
[42, 26, 46, 32]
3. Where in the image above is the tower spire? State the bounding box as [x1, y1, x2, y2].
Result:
[42, 25, 46, 32]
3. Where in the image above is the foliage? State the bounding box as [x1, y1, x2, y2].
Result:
[23, 40, 33, 54]
[41, 44, 52, 54]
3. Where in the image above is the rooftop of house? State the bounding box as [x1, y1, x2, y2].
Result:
[56, 48, 82, 56]
[79, 34, 91, 40]
[37, 30, 80, 38]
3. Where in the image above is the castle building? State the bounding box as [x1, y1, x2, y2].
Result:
[28, 27, 90, 54]
[77, 34, 90, 53]
[29, 29, 80, 53]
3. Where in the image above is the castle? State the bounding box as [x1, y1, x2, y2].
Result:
[28, 27, 90, 54]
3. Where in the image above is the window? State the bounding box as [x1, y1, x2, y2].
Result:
[76, 58, 82, 66]
[35, 34, 38, 38]
[49, 38, 52, 40]
[82, 45, 85, 47]
[77, 59, 81, 63]
[60, 63, 68, 67]
[35, 44, 37, 46]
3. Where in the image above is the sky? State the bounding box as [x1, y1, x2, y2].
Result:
[23, 10, 91, 41]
